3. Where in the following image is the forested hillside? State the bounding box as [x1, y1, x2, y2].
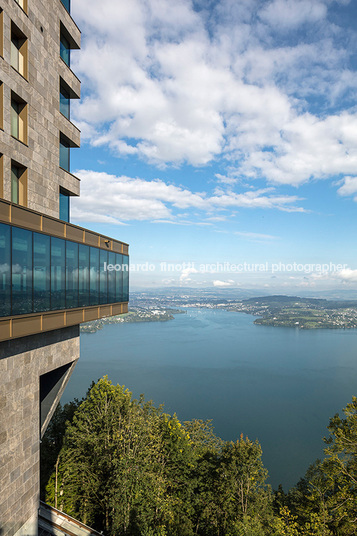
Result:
[41, 378, 357, 536]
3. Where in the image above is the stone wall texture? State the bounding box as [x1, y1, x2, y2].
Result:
[0, 1, 82, 533]
[0, 327, 80, 536]
[0, 0, 81, 217]
[0, 1, 84, 534]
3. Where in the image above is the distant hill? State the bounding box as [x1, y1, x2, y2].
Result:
[242, 295, 357, 310]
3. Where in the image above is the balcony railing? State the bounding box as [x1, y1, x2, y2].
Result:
[0, 200, 129, 341]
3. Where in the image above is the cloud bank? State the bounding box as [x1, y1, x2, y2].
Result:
[71, 170, 304, 223]
[72, 0, 357, 188]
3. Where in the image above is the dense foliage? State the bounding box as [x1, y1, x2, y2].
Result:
[41, 379, 357, 536]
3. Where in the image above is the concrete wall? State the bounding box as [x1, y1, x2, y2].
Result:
[0, 327, 80, 536]
[0, 0, 80, 217]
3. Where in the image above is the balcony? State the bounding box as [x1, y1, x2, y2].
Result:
[0, 199, 129, 342]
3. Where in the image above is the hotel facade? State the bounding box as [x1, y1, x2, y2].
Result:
[0, 1, 129, 534]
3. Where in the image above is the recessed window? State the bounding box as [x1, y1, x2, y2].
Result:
[60, 82, 70, 119]
[11, 23, 28, 79]
[11, 161, 27, 206]
[59, 188, 70, 222]
[11, 92, 28, 144]
[61, 0, 71, 13]
[0, 82, 3, 130]
[59, 134, 70, 171]
[60, 32, 70, 67]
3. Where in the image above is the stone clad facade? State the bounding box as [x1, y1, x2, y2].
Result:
[0, 328, 79, 536]
[0, 0, 80, 214]
[0, 1, 81, 533]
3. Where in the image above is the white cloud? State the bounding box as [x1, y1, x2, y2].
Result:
[337, 176, 357, 198]
[213, 280, 235, 287]
[71, 170, 305, 224]
[259, 0, 327, 29]
[180, 266, 199, 283]
[235, 231, 278, 241]
[71, 0, 357, 187]
[337, 269, 357, 283]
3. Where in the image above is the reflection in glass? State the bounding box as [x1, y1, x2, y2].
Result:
[12, 227, 32, 315]
[90, 247, 99, 306]
[33, 233, 50, 312]
[59, 190, 70, 222]
[59, 137, 70, 172]
[0, 223, 129, 318]
[61, 0, 70, 12]
[60, 34, 70, 66]
[100, 250, 108, 304]
[108, 252, 116, 303]
[115, 253, 123, 302]
[66, 241, 78, 308]
[60, 86, 70, 119]
[0, 224, 11, 316]
[79, 245, 90, 307]
[122, 255, 129, 302]
[51, 238, 65, 310]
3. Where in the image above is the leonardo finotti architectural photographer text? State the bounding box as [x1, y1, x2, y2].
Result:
[104, 261, 348, 274]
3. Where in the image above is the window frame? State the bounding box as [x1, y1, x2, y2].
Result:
[59, 134, 71, 172]
[59, 188, 70, 222]
[11, 92, 28, 145]
[11, 22, 28, 79]
[11, 161, 27, 206]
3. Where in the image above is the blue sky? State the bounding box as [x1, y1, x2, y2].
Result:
[69, 0, 357, 291]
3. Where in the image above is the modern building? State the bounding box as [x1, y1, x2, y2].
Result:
[0, 1, 129, 535]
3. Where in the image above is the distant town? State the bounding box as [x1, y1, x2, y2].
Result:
[80, 291, 357, 332]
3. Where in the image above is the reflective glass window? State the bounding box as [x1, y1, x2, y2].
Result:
[60, 136, 70, 172]
[90, 247, 99, 306]
[0, 224, 11, 316]
[12, 227, 32, 315]
[61, 0, 70, 12]
[11, 165, 19, 204]
[108, 252, 116, 303]
[60, 34, 70, 66]
[60, 86, 70, 119]
[51, 237, 65, 310]
[79, 245, 90, 307]
[59, 190, 70, 222]
[115, 253, 123, 302]
[11, 99, 20, 139]
[66, 241, 78, 308]
[1, 224, 128, 317]
[100, 250, 108, 304]
[122, 255, 129, 302]
[11, 36, 20, 72]
[33, 233, 50, 312]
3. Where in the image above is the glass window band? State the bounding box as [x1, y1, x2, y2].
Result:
[0, 222, 129, 318]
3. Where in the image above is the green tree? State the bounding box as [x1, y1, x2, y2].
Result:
[40, 400, 80, 500]
[46, 377, 169, 534]
[217, 434, 271, 535]
[322, 397, 357, 535]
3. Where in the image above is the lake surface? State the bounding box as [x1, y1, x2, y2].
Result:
[62, 308, 357, 490]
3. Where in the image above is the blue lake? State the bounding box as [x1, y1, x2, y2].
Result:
[62, 308, 357, 490]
